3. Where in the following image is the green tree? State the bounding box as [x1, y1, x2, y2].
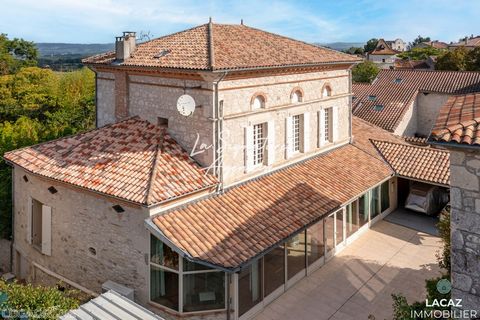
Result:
[352, 61, 379, 83]
[436, 47, 469, 71]
[466, 47, 480, 71]
[398, 47, 442, 61]
[410, 35, 431, 48]
[345, 47, 364, 55]
[364, 38, 378, 53]
[0, 34, 38, 75]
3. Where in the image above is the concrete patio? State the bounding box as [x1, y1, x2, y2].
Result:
[253, 220, 442, 320]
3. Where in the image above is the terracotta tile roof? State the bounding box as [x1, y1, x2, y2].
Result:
[450, 36, 480, 48]
[430, 93, 480, 146]
[372, 140, 450, 186]
[151, 144, 392, 269]
[83, 23, 360, 71]
[401, 136, 428, 146]
[3, 117, 218, 206]
[369, 39, 399, 55]
[352, 116, 405, 159]
[422, 41, 449, 49]
[394, 59, 431, 70]
[352, 70, 480, 132]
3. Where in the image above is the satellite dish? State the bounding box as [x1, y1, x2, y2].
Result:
[177, 94, 196, 116]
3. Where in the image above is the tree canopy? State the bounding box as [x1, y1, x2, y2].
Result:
[410, 35, 431, 48]
[397, 47, 442, 61]
[364, 38, 378, 53]
[352, 61, 379, 83]
[0, 34, 38, 75]
[435, 46, 480, 71]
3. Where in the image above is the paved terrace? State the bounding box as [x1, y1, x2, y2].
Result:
[254, 220, 442, 320]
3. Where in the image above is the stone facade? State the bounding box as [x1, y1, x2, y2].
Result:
[12, 166, 151, 304]
[450, 149, 480, 312]
[367, 54, 397, 69]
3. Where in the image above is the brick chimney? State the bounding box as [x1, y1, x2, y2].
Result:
[115, 32, 136, 61]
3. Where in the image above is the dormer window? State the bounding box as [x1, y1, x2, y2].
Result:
[322, 85, 332, 98]
[373, 105, 384, 111]
[291, 89, 303, 103]
[251, 94, 266, 110]
[394, 78, 403, 84]
[368, 95, 377, 101]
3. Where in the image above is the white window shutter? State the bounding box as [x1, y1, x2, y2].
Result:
[244, 126, 254, 173]
[302, 112, 310, 153]
[267, 120, 275, 165]
[318, 110, 325, 147]
[27, 197, 32, 244]
[332, 107, 339, 142]
[41, 205, 52, 256]
[285, 116, 293, 159]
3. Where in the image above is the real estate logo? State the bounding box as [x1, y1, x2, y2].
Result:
[436, 278, 451, 294]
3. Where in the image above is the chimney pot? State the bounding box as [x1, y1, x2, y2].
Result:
[115, 31, 136, 61]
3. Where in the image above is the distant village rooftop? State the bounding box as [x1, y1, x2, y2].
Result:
[82, 22, 361, 71]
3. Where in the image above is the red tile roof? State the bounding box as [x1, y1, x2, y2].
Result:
[430, 93, 480, 146]
[352, 70, 480, 132]
[151, 144, 393, 269]
[394, 59, 431, 70]
[83, 23, 360, 71]
[4, 117, 218, 205]
[372, 140, 450, 186]
[450, 36, 480, 48]
[369, 39, 399, 55]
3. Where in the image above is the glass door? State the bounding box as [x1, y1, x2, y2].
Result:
[325, 213, 335, 258]
[286, 231, 306, 288]
[263, 245, 285, 304]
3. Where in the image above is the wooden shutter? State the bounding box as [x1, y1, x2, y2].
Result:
[267, 120, 275, 165]
[332, 107, 339, 142]
[302, 112, 310, 153]
[244, 126, 254, 173]
[318, 110, 325, 147]
[26, 197, 32, 244]
[41, 205, 52, 256]
[285, 116, 293, 159]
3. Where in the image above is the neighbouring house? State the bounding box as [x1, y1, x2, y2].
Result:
[386, 39, 407, 52]
[352, 69, 480, 137]
[413, 40, 448, 50]
[449, 35, 480, 50]
[394, 59, 433, 70]
[367, 39, 400, 69]
[3, 22, 452, 320]
[428, 93, 480, 313]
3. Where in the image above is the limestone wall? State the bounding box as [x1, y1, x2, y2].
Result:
[450, 149, 480, 311]
[416, 92, 450, 137]
[12, 166, 150, 304]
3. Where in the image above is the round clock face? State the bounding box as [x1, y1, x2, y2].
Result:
[177, 94, 196, 116]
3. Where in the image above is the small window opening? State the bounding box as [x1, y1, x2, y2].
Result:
[112, 205, 125, 213]
[23, 175, 29, 182]
[88, 247, 97, 256]
[48, 186, 58, 194]
[373, 105, 384, 111]
[157, 117, 168, 128]
[368, 95, 377, 101]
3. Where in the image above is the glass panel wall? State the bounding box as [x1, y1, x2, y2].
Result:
[239, 259, 263, 316]
[381, 180, 390, 212]
[370, 187, 381, 219]
[325, 214, 335, 254]
[183, 272, 225, 312]
[346, 201, 359, 238]
[150, 235, 226, 313]
[264, 245, 285, 297]
[335, 210, 344, 246]
[307, 221, 324, 266]
[359, 193, 369, 227]
[286, 231, 306, 280]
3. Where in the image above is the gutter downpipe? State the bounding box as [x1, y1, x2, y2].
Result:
[213, 72, 228, 192]
[9, 163, 14, 272]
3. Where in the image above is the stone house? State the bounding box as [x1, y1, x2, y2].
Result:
[3, 22, 452, 320]
[429, 93, 480, 313]
[366, 39, 399, 69]
[448, 36, 480, 50]
[386, 38, 407, 52]
[352, 69, 480, 137]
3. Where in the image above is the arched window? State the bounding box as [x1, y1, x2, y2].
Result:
[251, 94, 266, 110]
[291, 89, 303, 103]
[322, 85, 332, 98]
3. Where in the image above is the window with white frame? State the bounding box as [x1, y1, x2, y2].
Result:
[324, 108, 333, 143]
[252, 95, 265, 110]
[253, 123, 266, 166]
[291, 90, 303, 103]
[150, 235, 226, 313]
[292, 115, 301, 153]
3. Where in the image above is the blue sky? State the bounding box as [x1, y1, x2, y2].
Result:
[1, 0, 479, 44]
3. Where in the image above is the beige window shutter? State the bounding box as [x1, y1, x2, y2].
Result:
[332, 107, 339, 142]
[267, 120, 275, 165]
[318, 110, 325, 147]
[26, 197, 32, 244]
[285, 116, 293, 159]
[302, 112, 310, 153]
[244, 126, 254, 173]
[41, 205, 52, 256]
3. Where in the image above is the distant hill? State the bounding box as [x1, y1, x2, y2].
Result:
[36, 43, 113, 57]
[315, 42, 365, 51]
